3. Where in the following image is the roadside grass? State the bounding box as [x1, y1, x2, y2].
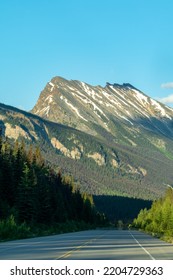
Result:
[0, 215, 96, 242]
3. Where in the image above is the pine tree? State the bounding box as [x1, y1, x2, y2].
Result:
[17, 163, 36, 223]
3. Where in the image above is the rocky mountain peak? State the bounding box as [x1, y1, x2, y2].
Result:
[31, 76, 173, 140]
[106, 82, 137, 90]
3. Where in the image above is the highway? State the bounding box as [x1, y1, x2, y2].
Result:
[0, 229, 173, 260]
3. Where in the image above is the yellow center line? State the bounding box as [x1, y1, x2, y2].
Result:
[55, 234, 105, 260]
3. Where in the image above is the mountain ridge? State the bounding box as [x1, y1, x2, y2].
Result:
[31, 76, 173, 141]
[1, 76, 173, 200]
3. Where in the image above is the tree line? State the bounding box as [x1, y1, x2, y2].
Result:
[94, 195, 152, 226]
[132, 187, 173, 242]
[0, 138, 106, 241]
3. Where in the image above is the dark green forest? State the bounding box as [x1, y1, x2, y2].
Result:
[132, 187, 173, 242]
[1, 136, 171, 243]
[0, 138, 106, 241]
[94, 195, 152, 226]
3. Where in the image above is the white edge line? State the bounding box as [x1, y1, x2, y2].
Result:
[129, 231, 155, 260]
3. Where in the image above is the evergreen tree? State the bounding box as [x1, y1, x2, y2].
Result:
[0, 138, 106, 241]
[17, 163, 36, 223]
[133, 187, 173, 240]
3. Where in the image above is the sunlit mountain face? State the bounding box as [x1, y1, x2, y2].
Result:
[1, 76, 173, 200]
[32, 76, 173, 140]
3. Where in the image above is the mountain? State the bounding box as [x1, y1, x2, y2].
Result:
[1, 77, 173, 201]
[32, 76, 173, 142]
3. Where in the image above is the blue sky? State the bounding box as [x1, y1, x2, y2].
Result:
[0, 0, 173, 110]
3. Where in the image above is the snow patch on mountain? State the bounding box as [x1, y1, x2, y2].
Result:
[49, 82, 55, 92]
[45, 95, 53, 104]
[132, 89, 149, 104]
[40, 106, 50, 116]
[61, 96, 88, 121]
[150, 99, 172, 119]
[80, 82, 96, 99]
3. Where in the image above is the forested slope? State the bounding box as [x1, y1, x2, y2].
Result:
[132, 188, 173, 242]
[0, 138, 105, 241]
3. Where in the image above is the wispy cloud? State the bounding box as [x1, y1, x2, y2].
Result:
[161, 82, 173, 89]
[159, 94, 173, 104]
[159, 82, 173, 104]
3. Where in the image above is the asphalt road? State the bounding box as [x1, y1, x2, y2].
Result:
[0, 229, 173, 260]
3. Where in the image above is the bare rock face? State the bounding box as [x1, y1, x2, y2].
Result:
[87, 152, 105, 166]
[32, 76, 173, 142]
[5, 123, 30, 140]
[51, 137, 81, 159]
